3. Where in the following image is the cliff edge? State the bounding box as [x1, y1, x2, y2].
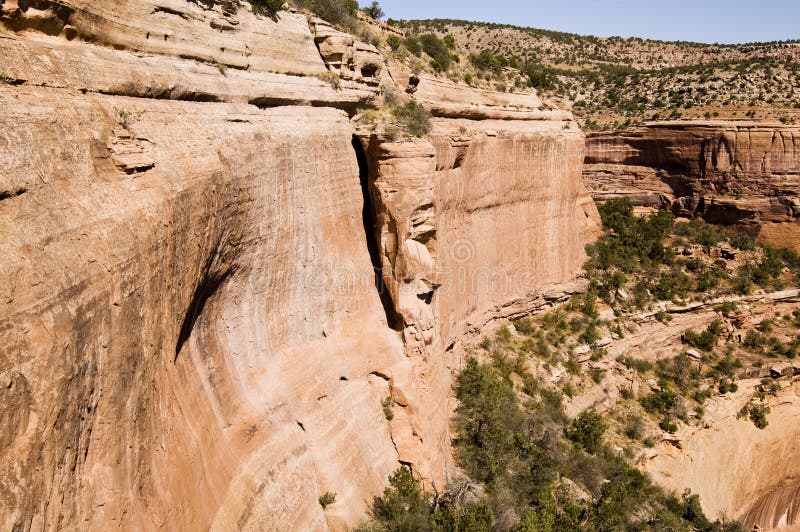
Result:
[0, 1, 598, 529]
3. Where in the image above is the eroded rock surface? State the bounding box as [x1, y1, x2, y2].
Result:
[584, 121, 800, 248]
[643, 380, 800, 530]
[0, 1, 598, 530]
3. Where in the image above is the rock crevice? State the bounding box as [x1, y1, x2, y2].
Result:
[0, 2, 597, 530]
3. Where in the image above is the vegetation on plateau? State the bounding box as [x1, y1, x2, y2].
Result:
[391, 19, 800, 129]
[246, 3, 800, 128]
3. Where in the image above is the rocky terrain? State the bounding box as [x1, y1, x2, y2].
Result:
[0, 1, 597, 530]
[363, 17, 800, 252]
[393, 19, 800, 129]
[445, 201, 800, 530]
[3, 1, 800, 531]
[583, 121, 800, 249]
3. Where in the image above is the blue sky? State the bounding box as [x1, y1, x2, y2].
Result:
[362, 0, 800, 44]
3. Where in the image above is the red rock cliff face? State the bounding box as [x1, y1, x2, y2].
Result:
[583, 121, 800, 248]
[0, 2, 598, 530]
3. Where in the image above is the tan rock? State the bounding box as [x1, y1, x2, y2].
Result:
[0, 1, 599, 529]
[643, 381, 800, 530]
[583, 121, 800, 249]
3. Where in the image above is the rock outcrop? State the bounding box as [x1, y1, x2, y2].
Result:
[643, 380, 800, 530]
[354, 92, 600, 494]
[0, 1, 598, 530]
[583, 121, 800, 248]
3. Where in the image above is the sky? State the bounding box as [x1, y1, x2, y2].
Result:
[363, 0, 800, 45]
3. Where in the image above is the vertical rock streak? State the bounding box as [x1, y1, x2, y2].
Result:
[0, 1, 598, 530]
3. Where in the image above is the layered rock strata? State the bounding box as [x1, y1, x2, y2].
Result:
[0, 1, 598, 530]
[583, 121, 800, 247]
[355, 105, 600, 498]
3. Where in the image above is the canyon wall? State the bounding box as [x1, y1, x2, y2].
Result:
[644, 380, 800, 530]
[0, 1, 597, 530]
[584, 121, 800, 248]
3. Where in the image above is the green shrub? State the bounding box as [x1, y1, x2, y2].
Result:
[641, 389, 679, 416]
[715, 301, 738, 317]
[319, 491, 337, 508]
[749, 403, 770, 429]
[659, 417, 678, 433]
[442, 357, 742, 531]
[655, 310, 673, 324]
[565, 410, 607, 454]
[496, 325, 512, 342]
[453, 359, 521, 484]
[714, 354, 742, 378]
[419, 33, 451, 71]
[386, 34, 402, 51]
[682, 319, 723, 352]
[657, 353, 699, 388]
[654, 270, 691, 301]
[738, 401, 770, 429]
[580, 323, 601, 345]
[432, 501, 493, 531]
[674, 219, 728, 247]
[382, 396, 394, 421]
[566, 356, 581, 376]
[368, 467, 430, 529]
[586, 198, 674, 275]
[730, 233, 755, 251]
[695, 266, 726, 292]
[718, 380, 739, 394]
[617, 355, 653, 373]
[390, 101, 432, 137]
[293, 0, 358, 28]
[681, 491, 712, 529]
[623, 414, 644, 440]
[361, 0, 384, 19]
[250, 0, 285, 15]
[404, 35, 421, 55]
[443, 34, 455, 49]
[512, 317, 535, 335]
[743, 329, 767, 351]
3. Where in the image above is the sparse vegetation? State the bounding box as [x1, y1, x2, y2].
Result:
[250, 0, 285, 16]
[316, 70, 341, 89]
[682, 320, 724, 352]
[382, 396, 394, 421]
[319, 491, 337, 508]
[392, 19, 800, 129]
[361, 88, 433, 139]
[565, 409, 607, 454]
[360, 355, 742, 530]
[113, 107, 144, 132]
[292, 0, 359, 29]
[738, 401, 771, 429]
[361, 1, 384, 20]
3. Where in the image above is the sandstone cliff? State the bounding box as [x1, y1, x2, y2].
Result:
[0, 1, 597, 529]
[583, 121, 800, 248]
[644, 379, 800, 530]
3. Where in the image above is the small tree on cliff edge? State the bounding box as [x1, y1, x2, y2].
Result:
[362, 1, 384, 20]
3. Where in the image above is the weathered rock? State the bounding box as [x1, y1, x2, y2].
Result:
[643, 381, 800, 530]
[583, 121, 800, 248]
[397, 72, 573, 121]
[309, 17, 384, 84]
[0, 1, 600, 530]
